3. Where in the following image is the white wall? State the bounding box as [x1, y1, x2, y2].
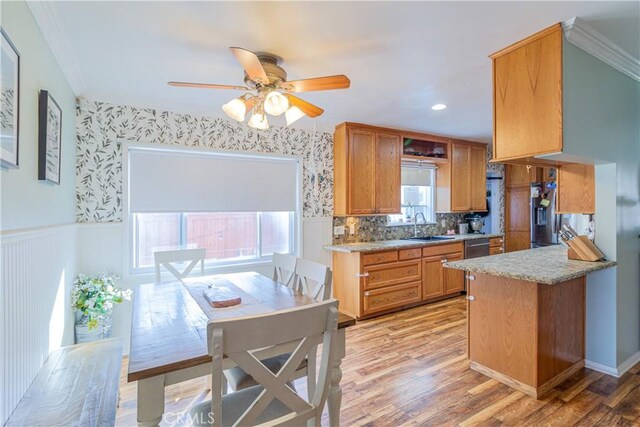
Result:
[0, 2, 77, 423]
[0, 2, 76, 230]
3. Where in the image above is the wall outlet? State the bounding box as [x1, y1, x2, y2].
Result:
[333, 225, 345, 236]
[441, 219, 446, 227]
[349, 224, 356, 234]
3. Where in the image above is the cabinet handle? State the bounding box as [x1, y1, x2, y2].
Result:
[355, 273, 370, 278]
[468, 296, 476, 301]
[364, 291, 371, 297]
[441, 258, 448, 263]
[467, 275, 475, 280]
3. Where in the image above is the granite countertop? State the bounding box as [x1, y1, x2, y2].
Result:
[324, 233, 504, 253]
[444, 245, 616, 285]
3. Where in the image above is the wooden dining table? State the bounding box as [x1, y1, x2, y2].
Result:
[128, 271, 355, 426]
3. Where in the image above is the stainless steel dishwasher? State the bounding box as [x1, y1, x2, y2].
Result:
[463, 238, 490, 291]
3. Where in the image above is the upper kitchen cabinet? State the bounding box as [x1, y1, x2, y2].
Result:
[437, 140, 487, 213]
[556, 164, 595, 214]
[334, 123, 401, 215]
[491, 24, 563, 162]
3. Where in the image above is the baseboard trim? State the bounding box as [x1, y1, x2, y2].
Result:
[585, 359, 619, 377]
[617, 351, 640, 377]
[585, 351, 640, 378]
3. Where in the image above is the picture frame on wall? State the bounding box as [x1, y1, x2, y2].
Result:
[38, 90, 62, 184]
[1, 27, 20, 168]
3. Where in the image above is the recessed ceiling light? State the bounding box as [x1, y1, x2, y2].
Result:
[431, 104, 447, 111]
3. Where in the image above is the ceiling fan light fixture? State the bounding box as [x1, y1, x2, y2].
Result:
[285, 106, 306, 126]
[222, 96, 247, 121]
[263, 90, 289, 116]
[247, 111, 269, 130]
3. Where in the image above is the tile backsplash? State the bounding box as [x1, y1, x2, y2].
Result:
[332, 214, 466, 244]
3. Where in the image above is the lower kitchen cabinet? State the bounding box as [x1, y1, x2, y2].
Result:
[332, 242, 466, 319]
[489, 237, 504, 255]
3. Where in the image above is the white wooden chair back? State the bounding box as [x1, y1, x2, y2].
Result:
[207, 300, 339, 427]
[154, 248, 206, 282]
[272, 253, 297, 289]
[294, 259, 332, 302]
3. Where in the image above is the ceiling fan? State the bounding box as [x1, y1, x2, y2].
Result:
[168, 47, 351, 129]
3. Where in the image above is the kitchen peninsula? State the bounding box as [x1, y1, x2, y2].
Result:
[445, 245, 616, 398]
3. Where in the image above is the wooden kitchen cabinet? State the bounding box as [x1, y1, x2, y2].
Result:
[334, 123, 401, 215]
[437, 141, 487, 212]
[556, 164, 595, 214]
[468, 273, 585, 398]
[489, 237, 504, 255]
[332, 242, 466, 319]
[491, 24, 563, 162]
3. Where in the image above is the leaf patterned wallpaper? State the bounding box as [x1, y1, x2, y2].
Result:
[76, 99, 334, 223]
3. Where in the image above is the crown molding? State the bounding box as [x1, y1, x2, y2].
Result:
[562, 17, 640, 82]
[26, 1, 86, 95]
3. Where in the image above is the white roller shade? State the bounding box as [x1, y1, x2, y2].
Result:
[128, 148, 299, 213]
[401, 167, 432, 186]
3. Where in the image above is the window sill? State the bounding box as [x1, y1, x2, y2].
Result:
[386, 222, 437, 228]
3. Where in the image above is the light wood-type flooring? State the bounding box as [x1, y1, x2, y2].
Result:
[116, 297, 640, 426]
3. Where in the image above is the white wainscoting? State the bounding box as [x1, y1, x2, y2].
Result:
[0, 224, 77, 425]
[302, 217, 334, 267]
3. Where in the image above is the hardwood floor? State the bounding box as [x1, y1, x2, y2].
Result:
[116, 297, 640, 426]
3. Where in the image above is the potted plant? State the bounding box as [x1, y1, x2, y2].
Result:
[72, 273, 131, 343]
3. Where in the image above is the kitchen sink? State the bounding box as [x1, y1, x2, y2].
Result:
[402, 236, 456, 241]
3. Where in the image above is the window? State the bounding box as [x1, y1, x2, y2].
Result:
[132, 211, 293, 271]
[388, 166, 436, 225]
[127, 146, 300, 274]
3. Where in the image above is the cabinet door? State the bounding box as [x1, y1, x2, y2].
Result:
[505, 164, 540, 187]
[489, 246, 503, 256]
[505, 186, 531, 252]
[451, 144, 471, 211]
[556, 164, 595, 214]
[493, 25, 563, 160]
[375, 132, 402, 214]
[422, 255, 444, 300]
[443, 252, 465, 294]
[470, 145, 487, 211]
[348, 129, 376, 214]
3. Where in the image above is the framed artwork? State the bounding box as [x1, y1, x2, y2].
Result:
[38, 90, 62, 184]
[1, 28, 20, 168]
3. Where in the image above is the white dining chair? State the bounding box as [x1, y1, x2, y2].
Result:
[154, 248, 206, 282]
[185, 299, 338, 427]
[272, 252, 297, 289]
[294, 259, 333, 303]
[224, 258, 333, 399]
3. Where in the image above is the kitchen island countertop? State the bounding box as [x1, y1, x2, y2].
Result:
[444, 244, 616, 285]
[324, 233, 503, 253]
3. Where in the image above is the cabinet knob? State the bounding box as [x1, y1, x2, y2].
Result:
[355, 272, 370, 278]
[441, 258, 448, 263]
[466, 275, 475, 280]
[468, 296, 476, 301]
[364, 291, 371, 297]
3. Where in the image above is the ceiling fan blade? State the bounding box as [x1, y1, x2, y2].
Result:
[285, 75, 350, 92]
[284, 94, 324, 118]
[168, 81, 248, 90]
[229, 47, 269, 84]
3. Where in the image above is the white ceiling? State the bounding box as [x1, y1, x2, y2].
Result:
[36, 1, 639, 142]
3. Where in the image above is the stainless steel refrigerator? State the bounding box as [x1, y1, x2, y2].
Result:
[530, 182, 560, 248]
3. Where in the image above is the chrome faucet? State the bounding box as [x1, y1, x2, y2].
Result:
[414, 212, 426, 237]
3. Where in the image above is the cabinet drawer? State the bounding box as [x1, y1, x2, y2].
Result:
[422, 242, 464, 258]
[363, 281, 421, 315]
[399, 248, 422, 260]
[490, 237, 504, 248]
[490, 246, 504, 255]
[363, 260, 421, 291]
[362, 250, 398, 266]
